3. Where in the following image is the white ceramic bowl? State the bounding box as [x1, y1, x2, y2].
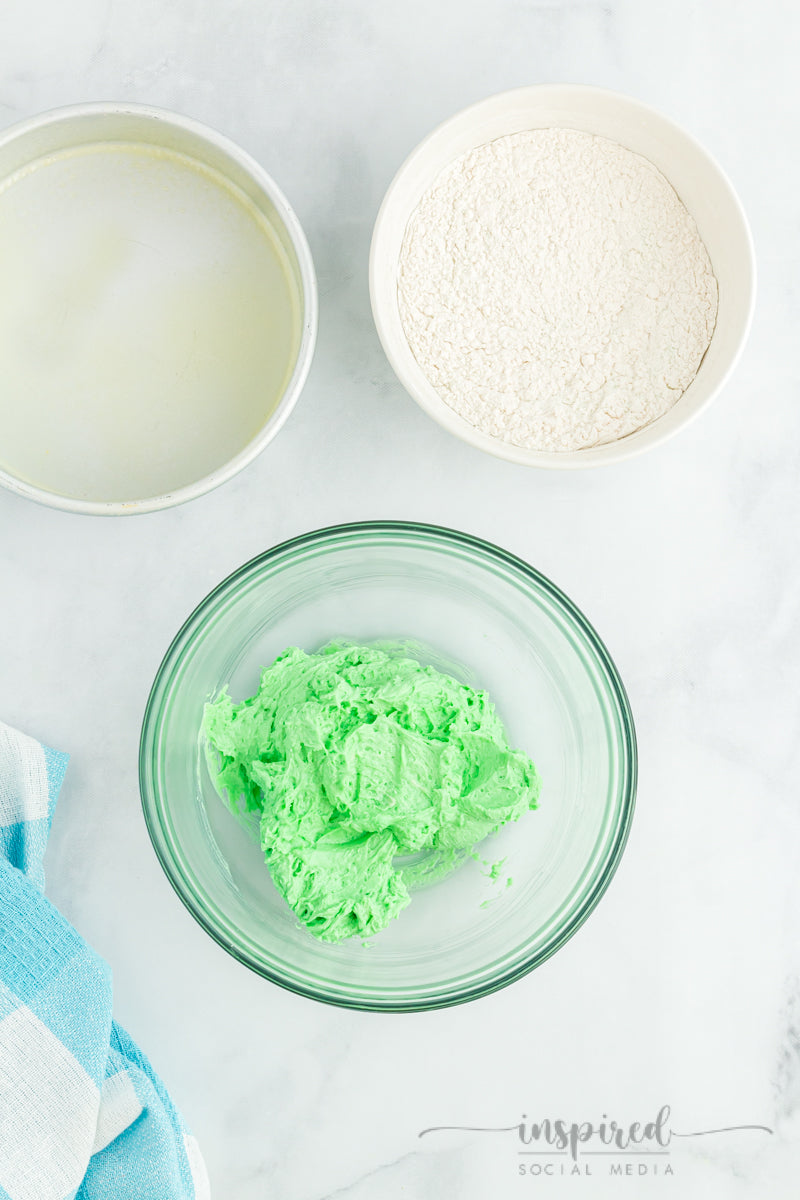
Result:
[370, 85, 756, 468]
[0, 103, 317, 514]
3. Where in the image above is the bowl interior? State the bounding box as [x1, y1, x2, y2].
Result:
[370, 85, 755, 467]
[141, 524, 636, 1010]
[0, 105, 315, 512]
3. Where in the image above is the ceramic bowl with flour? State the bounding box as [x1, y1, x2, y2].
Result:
[0, 104, 317, 514]
[370, 85, 755, 468]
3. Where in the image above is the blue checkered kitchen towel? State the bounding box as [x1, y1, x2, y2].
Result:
[0, 720, 209, 1200]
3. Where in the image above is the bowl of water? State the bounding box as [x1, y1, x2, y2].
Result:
[0, 102, 317, 513]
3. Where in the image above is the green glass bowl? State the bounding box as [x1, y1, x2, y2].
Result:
[139, 522, 636, 1011]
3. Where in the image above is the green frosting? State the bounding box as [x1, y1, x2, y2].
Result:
[202, 643, 541, 942]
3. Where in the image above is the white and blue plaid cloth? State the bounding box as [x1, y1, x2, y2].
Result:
[0, 720, 209, 1200]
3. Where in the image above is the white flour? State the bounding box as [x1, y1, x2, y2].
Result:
[398, 128, 718, 452]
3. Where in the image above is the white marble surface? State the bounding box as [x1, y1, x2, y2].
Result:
[1, 1, 799, 1196]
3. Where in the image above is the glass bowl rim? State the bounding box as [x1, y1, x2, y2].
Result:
[139, 519, 638, 1012]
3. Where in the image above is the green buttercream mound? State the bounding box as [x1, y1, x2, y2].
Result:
[202, 643, 541, 943]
